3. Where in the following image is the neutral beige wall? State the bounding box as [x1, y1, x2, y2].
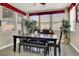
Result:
[70, 23, 79, 50]
[69, 4, 79, 52]
[0, 27, 16, 48]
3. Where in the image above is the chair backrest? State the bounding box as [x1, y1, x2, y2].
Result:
[58, 30, 62, 45]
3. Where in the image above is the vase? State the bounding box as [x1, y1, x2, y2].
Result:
[64, 38, 70, 44]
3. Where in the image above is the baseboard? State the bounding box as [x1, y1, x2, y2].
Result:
[0, 43, 13, 50]
[0, 41, 19, 50]
[70, 42, 79, 53]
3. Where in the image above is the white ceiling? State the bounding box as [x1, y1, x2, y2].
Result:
[9, 3, 70, 13]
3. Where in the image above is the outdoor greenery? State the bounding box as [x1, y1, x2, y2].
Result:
[25, 20, 38, 33]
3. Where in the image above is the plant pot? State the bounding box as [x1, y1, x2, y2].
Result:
[64, 38, 70, 44]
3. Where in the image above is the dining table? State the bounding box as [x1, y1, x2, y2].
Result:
[13, 33, 58, 56]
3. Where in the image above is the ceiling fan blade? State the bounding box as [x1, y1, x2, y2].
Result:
[40, 3, 46, 5]
[33, 3, 46, 6]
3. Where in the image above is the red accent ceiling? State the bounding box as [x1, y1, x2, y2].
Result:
[29, 10, 65, 16]
[0, 3, 26, 16]
[68, 3, 76, 12]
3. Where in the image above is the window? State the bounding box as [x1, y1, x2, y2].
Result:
[30, 13, 65, 31]
[2, 7, 15, 31]
[40, 15, 50, 30]
[17, 14, 24, 31]
[70, 6, 76, 31]
[30, 15, 39, 26]
[52, 13, 65, 30]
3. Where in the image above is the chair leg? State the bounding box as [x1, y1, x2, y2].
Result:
[29, 46, 31, 50]
[23, 46, 25, 51]
[23, 46, 27, 51]
[47, 46, 49, 54]
[58, 47, 61, 56]
[19, 44, 21, 53]
[37, 48, 39, 51]
[44, 48, 47, 56]
[50, 46, 51, 51]
[37, 48, 40, 52]
[26, 46, 27, 50]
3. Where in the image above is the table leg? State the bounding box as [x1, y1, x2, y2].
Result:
[13, 37, 16, 52]
[54, 41, 57, 56]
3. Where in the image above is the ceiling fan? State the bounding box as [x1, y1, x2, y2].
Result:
[33, 3, 46, 6]
[40, 3, 46, 5]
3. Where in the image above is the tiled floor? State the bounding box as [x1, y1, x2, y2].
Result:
[0, 43, 79, 56]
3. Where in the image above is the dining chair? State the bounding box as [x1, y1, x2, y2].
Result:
[48, 30, 62, 56]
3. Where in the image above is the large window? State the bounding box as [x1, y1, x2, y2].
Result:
[40, 15, 50, 30]
[2, 7, 15, 31]
[30, 15, 39, 27]
[52, 13, 65, 30]
[16, 14, 25, 35]
[70, 6, 76, 31]
[30, 13, 65, 31]
[17, 14, 23, 31]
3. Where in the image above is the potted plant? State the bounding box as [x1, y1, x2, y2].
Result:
[25, 20, 38, 34]
[61, 19, 71, 44]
